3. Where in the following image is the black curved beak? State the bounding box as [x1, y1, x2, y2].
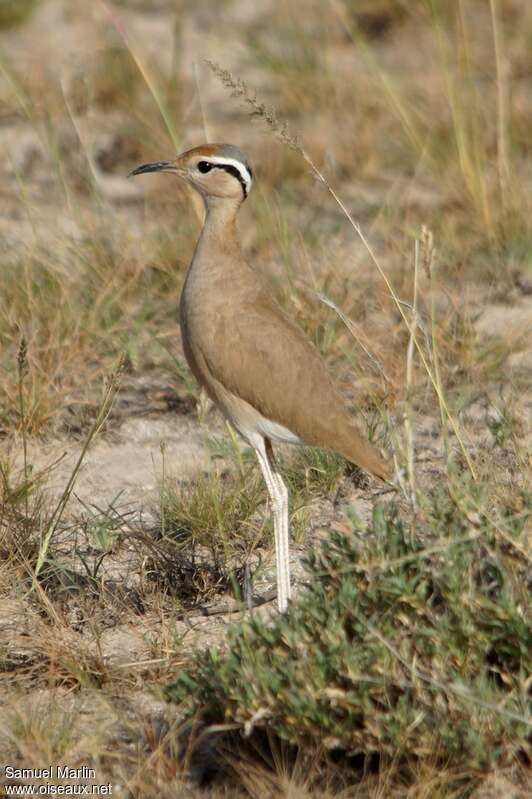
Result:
[128, 160, 173, 178]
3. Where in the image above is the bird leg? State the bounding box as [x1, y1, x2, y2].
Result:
[265, 438, 291, 608]
[254, 437, 291, 612]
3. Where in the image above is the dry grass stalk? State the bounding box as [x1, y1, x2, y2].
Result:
[306, 287, 392, 387]
[403, 238, 419, 512]
[17, 335, 29, 517]
[34, 355, 124, 576]
[489, 0, 511, 215]
[99, 0, 180, 150]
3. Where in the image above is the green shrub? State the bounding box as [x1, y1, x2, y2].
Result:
[167, 486, 530, 771]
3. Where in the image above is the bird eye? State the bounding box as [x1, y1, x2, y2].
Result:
[197, 161, 212, 173]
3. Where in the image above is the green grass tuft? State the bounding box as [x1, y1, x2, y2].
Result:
[153, 467, 269, 602]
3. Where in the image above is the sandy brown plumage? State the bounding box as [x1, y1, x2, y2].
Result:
[179, 203, 390, 480]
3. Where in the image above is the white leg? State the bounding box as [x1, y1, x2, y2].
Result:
[253, 436, 291, 612]
[265, 438, 291, 606]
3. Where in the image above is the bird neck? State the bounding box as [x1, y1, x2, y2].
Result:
[183, 195, 245, 296]
[203, 195, 241, 229]
[197, 196, 242, 256]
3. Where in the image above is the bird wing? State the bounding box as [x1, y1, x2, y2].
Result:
[197, 287, 389, 479]
[206, 290, 339, 430]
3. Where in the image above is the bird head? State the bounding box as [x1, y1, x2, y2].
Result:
[129, 143, 253, 203]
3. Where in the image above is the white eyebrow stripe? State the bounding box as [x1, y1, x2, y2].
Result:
[206, 156, 252, 191]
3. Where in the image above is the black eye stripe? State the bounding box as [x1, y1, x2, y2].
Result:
[196, 160, 251, 198]
[217, 164, 248, 197]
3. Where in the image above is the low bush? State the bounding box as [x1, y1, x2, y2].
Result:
[167, 484, 530, 772]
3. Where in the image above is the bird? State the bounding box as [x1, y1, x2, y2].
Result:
[130, 143, 391, 613]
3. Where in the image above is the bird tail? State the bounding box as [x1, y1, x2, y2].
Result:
[337, 424, 392, 482]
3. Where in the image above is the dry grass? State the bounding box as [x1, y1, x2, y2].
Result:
[0, 0, 530, 796]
